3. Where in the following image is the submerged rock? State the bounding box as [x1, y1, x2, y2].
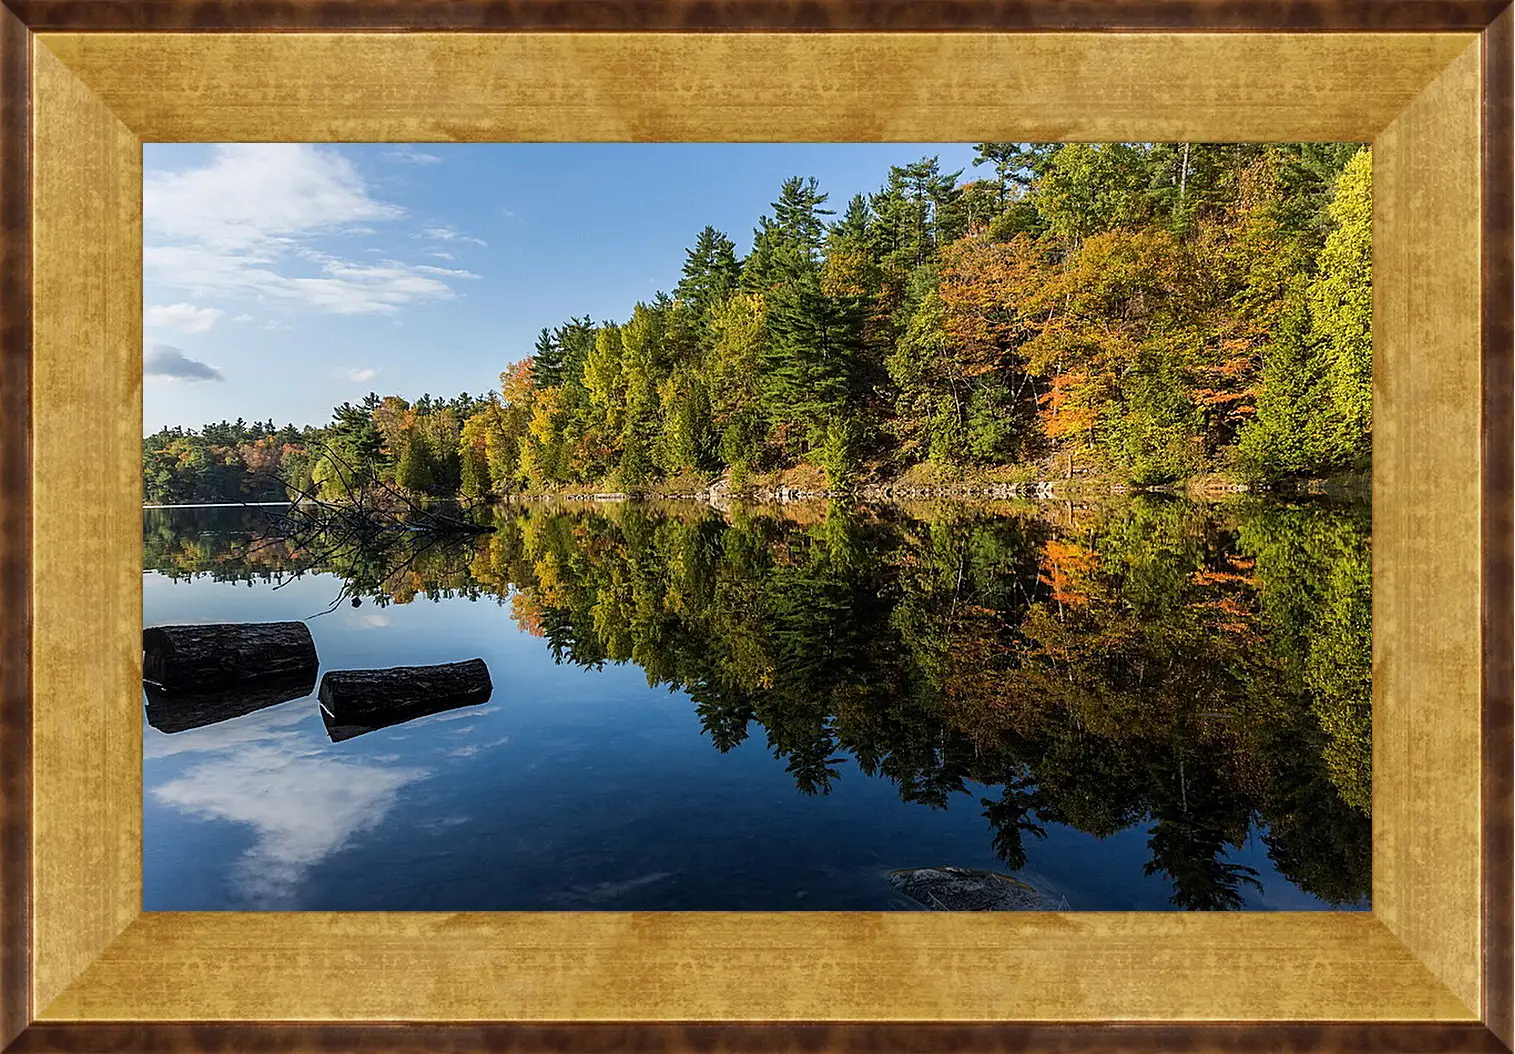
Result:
[888, 866, 1053, 911]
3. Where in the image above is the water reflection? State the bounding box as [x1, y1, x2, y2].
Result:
[144, 495, 1371, 910]
[144, 671, 318, 734]
[144, 700, 431, 906]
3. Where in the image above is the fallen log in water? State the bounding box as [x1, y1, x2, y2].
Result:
[318, 658, 492, 742]
[143, 621, 318, 691]
[143, 669, 317, 734]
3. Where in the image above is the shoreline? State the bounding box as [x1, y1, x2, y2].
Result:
[142, 471, 1370, 512]
[499, 471, 1369, 508]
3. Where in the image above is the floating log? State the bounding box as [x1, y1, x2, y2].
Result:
[318, 658, 492, 742]
[143, 621, 318, 691]
[143, 669, 317, 734]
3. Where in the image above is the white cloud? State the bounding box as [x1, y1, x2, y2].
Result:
[419, 226, 487, 247]
[144, 342, 222, 382]
[146, 144, 401, 252]
[346, 367, 379, 383]
[232, 313, 253, 324]
[547, 871, 674, 907]
[146, 302, 225, 334]
[430, 705, 498, 722]
[145, 697, 432, 905]
[414, 264, 481, 279]
[386, 149, 442, 165]
[144, 145, 470, 318]
[446, 735, 509, 759]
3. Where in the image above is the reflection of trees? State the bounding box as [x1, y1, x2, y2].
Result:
[980, 772, 1047, 871]
[146, 495, 1372, 908]
[143, 507, 307, 584]
[144, 506, 492, 612]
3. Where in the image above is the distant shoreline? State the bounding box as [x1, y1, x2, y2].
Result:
[142, 501, 294, 510]
[142, 471, 1369, 512]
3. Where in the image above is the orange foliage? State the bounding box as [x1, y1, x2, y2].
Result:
[1040, 538, 1099, 608]
[937, 234, 1051, 377]
[510, 591, 545, 638]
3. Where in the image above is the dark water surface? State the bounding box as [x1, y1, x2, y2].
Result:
[143, 497, 1370, 911]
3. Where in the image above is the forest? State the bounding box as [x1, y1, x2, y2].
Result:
[145, 496, 1372, 909]
[142, 141, 1372, 505]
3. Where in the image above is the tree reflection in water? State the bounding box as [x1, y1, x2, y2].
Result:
[144, 495, 1371, 909]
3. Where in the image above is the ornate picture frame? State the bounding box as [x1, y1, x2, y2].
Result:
[0, 2, 1510, 1050]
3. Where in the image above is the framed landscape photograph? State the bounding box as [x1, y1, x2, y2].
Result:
[1, 2, 1511, 1051]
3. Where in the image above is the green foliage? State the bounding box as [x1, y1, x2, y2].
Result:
[1309, 149, 1374, 463]
[145, 143, 1372, 503]
[676, 225, 741, 321]
[815, 417, 863, 490]
[1035, 143, 1151, 243]
[762, 272, 867, 448]
[395, 431, 435, 493]
[1101, 361, 1205, 486]
[1238, 148, 1373, 478]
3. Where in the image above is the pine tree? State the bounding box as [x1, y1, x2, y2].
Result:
[771, 175, 834, 265]
[762, 272, 866, 449]
[530, 327, 566, 388]
[675, 226, 741, 320]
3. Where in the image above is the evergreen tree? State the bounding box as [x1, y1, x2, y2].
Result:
[762, 272, 867, 450]
[675, 226, 741, 320]
[771, 175, 834, 265]
[395, 431, 435, 493]
[530, 327, 566, 388]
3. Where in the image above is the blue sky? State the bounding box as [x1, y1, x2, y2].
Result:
[142, 143, 984, 433]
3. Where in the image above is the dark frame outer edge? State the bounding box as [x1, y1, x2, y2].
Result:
[0, 2, 1510, 1052]
[0, 0, 1511, 32]
[0, 2, 32, 1052]
[1481, 4, 1515, 1051]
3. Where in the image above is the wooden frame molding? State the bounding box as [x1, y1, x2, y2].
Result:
[0, 4, 1510, 1052]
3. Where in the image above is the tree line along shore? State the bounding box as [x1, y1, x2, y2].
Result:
[144, 142, 1371, 508]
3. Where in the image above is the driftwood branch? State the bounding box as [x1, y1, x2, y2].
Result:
[231, 443, 496, 616]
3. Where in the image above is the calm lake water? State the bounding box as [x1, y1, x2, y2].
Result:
[142, 497, 1370, 911]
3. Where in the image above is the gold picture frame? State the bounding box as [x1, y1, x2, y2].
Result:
[0, 3, 1510, 1050]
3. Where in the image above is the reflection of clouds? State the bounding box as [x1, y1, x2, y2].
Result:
[146, 697, 427, 906]
[348, 613, 392, 629]
[431, 706, 497, 723]
[547, 871, 674, 907]
[447, 736, 508, 759]
[143, 698, 311, 760]
[154, 745, 427, 907]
